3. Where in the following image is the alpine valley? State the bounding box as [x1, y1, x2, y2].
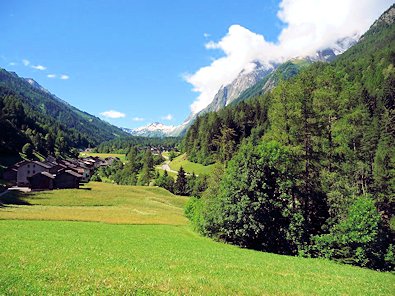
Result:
[0, 3, 394, 295]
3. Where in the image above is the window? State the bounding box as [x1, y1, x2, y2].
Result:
[33, 170, 35, 174]
[27, 170, 30, 174]
[27, 164, 30, 168]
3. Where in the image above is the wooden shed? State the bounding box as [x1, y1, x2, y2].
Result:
[54, 170, 82, 189]
[28, 172, 54, 190]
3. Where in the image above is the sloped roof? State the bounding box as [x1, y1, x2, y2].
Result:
[33, 161, 53, 169]
[64, 170, 83, 178]
[40, 171, 55, 179]
[28, 171, 55, 179]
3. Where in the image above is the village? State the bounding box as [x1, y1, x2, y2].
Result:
[2, 155, 118, 191]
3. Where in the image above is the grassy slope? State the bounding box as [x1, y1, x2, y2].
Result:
[0, 182, 187, 225]
[155, 166, 178, 178]
[79, 152, 127, 163]
[0, 183, 393, 295]
[169, 153, 215, 176]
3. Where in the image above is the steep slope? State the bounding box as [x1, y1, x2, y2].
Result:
[184, 4, 394, 166]
[0, 68, 128, 155]
[201, 61, 274, 114]
[231, 58, 311, 107]
[170, 37, 357, 137]
[183, 5, 394, 271]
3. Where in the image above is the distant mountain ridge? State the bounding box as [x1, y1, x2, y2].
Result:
[0, 68, 128, 155]
[137, 36, 357, 138]
[123, 122, 176, 138]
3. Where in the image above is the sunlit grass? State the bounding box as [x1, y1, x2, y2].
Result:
[0, 182, 187, 225]
[169, 153, 215, 176]
[0, 182, 393, 295]
[0, 220, 393, 295]
[79, 152, 127, 163]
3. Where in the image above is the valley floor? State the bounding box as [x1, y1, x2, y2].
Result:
[0, 182, 393, 295]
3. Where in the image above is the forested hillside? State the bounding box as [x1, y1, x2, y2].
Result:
[0, 69, 128, 157]
[94, 136, 180, 153]
[185, 5, 395, 270]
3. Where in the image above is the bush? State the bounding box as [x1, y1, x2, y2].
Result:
[200, 140, 303, 254]
[185, 197, 205, 233]
[312, 196, 392, 270]
[90, 174, 102, 182]
[22, 143, 33, 158]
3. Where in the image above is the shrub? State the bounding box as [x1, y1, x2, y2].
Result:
[185, 197, 205, 233]
[312, 196, 391, 270]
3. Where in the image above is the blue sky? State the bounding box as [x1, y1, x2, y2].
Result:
[0, 0, 391, 129]
[0, 0, 282, 128]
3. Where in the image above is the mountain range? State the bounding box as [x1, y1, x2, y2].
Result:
[127, 36, 357, 137]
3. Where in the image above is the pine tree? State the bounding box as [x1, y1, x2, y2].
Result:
[175, 167, 187, 195]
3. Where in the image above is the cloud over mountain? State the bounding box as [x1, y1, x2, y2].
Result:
[186, 0, 393, 114]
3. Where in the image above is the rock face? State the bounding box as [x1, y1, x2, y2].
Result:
[372, 5, 395, 27]
[201, 61, 274, 115]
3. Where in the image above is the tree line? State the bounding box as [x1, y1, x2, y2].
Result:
[94, 136, 180, 154]
[92, 147, 208, 196]
[185, 10, 395, 271]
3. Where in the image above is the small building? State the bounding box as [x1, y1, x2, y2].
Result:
[3, 167, 17, 183]
[28, 172, 54, 190]
[17, 161, 52, 186]
[48, 163, 67, 174]
[54, 170, 82, 189]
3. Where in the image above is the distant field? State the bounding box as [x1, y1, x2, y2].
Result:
[0, 182, 187, 225]
[169, 153, 215, 176]
[79, 152, 127, 162]
[0, 182, 393, 295]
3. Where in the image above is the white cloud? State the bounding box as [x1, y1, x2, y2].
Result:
[132, 117, 145, 122]
[162, 114, 173, 121]
[47, 74, 56, 78]
[186, 0, 393, 114]
[203, 33, 211, 38]
[22, 59, 30, 66]
[100, 110, 126, 119]
[31, 64, 47, 70]
[8, 62, 16, 66]
[60, 74, 69, 80]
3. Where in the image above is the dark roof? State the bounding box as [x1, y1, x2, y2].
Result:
[64, 170, 83, 178]
[33, 161, 53, 169]
[40, 171, 55, 179]
[17, 160, 53, 169]
[29, 171, 55, 179]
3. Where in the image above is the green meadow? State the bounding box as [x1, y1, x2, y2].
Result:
[79, 152, 127, 163]
[0, 182, 393, 295]
[168, 153, 215, 176]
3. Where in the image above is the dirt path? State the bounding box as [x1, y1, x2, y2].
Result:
[160, 160, 178, 174]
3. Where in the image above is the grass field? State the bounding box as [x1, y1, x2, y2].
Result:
[0, 183, 394, 295]
[0, 182, 186, 225]
[79, 152, 127, 163]
[168, 153, 215, 176]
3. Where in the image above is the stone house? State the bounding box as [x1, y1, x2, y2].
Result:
[17, 161, 52, 186]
